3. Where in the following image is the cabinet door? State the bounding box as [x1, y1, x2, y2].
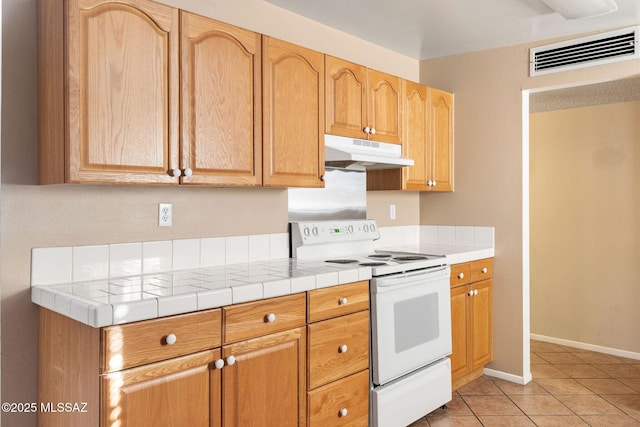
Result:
[367, 69, 402, 145]
[325, 56, 368, 139]
[180, 13, 262, 186]
[430, 88, 454, 192]
[222, 327, 306, 427]
[262, 37, 325, 187]
[101, 349, 221, 427]
[449, 285, 470, 381]
[403, 81, 430, 190]
[66, 0, 179, 184]
[470, 279, 493, 369]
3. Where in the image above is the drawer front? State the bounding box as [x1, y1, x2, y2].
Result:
[308, 310, 369, 389]
[224, 293, 306, 344]
[450, 263, 471, 288]
[308, 370, 369, 427]
[102, 309, 221, 373]
[470, 258, 493, 282]
[307, 281, 369, 323]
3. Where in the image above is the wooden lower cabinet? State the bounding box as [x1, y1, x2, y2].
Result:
[102, 350, 221, 427]
[222, 327, 306, 427]
[306, 282, 370, 426]
[39, 286, 369, 427]
[450, 259, 493, 390]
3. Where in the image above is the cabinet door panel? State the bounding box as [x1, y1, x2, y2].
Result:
[263, 37, 324, 187]
[101, 350, 219, 427]
[471, 280, 493, 369]
[404, 81, 430, 190]
[68, 0, 179, 183]
[223, 327, 306, 427]
[325, 56, 367, 138]
[430, 88, 453, 192]
[449, 285, 470, 381]
[181, 13, 261, 186]
[367, 70, 401, 144]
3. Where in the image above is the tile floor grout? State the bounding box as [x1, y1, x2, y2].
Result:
[409, 339, 640, 426]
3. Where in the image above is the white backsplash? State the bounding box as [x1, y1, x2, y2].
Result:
[31, 233, 290, 287]
[375, 225, 494, 249]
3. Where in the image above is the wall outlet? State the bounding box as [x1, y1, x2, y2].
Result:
[390, 204, 397, 220]
[159, 203, 172, 227]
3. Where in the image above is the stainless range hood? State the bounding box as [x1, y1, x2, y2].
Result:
[325, 134, 414, 170]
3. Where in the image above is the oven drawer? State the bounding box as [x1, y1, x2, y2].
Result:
[308, 369, 369, 427]
[307, 281, 369, 322]
[101, 309, 221, 373]
[224, 293, 306, 344]
[470, 258, 493, 282]
[308, 310, 369, 389]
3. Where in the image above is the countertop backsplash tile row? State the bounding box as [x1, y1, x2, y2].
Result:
[31, 225, 494, 328]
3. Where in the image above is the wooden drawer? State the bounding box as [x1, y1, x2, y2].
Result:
[308, 310, 369, 389]
[101, 309, 221, 373]
[470, 258, 493, 282]
[224, 293, 306, 344]
[307, 281, 369, 323]
[308, 370, 369, 427]
[450, 263, 471, 288]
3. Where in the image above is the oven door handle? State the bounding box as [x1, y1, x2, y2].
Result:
[375, 265, 449, 287]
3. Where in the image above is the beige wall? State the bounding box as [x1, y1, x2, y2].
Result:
[0, 0, 418, 424]
[420, 35, 640, 378]
[530, 101, 640, 352]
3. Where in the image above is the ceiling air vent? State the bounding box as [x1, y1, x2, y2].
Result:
[530, 26, 639, 76]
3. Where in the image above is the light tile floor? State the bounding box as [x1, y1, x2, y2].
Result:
[409, 340, 640, 426]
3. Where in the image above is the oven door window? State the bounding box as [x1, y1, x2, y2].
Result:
[371, 275, 451, 386]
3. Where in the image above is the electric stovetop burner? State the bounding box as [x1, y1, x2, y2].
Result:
[393, 255, 429, 261]
[359, 261, 388, 267]
[325, 259, 359, 264]
[367, 254, 392, 260]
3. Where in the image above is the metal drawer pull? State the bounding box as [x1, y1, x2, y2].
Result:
[265, 313, 276, 323]
[339, 408, 348, 417]
[338, 297, 348, 305]
[165, 334, 177, 345]
[339, 344, 348, 353]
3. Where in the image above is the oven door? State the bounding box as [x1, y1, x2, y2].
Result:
[370, 265, 451, 386]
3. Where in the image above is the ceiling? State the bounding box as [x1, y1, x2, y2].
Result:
[263, 0, 640, 60]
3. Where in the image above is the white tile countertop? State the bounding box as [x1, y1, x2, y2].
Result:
[32, 258, 371, 328]
[31, 225, 494, 328]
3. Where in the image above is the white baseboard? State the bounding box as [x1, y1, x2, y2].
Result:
[530, 333, 640, 361]
[483, 368, 532, 385]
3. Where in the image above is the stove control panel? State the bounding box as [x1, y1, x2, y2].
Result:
[290, 220, 380, 258]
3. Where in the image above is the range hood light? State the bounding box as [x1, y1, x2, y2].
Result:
[540, 0, 618, 19]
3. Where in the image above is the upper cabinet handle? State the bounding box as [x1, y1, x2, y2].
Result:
[363, 126, 371, 134]
[171, 168, 181, 177]
[183, 168, 193, 177]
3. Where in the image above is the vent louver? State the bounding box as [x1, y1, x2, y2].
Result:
[530, 27, 639, 76]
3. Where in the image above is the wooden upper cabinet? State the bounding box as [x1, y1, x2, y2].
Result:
[367, 69, 402, 144]
[40, 0, 181, 184]
[180, 13, 262, 186]
[403, 81, 430, 190]
[325, 56, 402, 144]
[262, 37, 325, 187]
[430, 88, 454, 192]
[325, 56, 367, 139]
[367, 82, 453, 192]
